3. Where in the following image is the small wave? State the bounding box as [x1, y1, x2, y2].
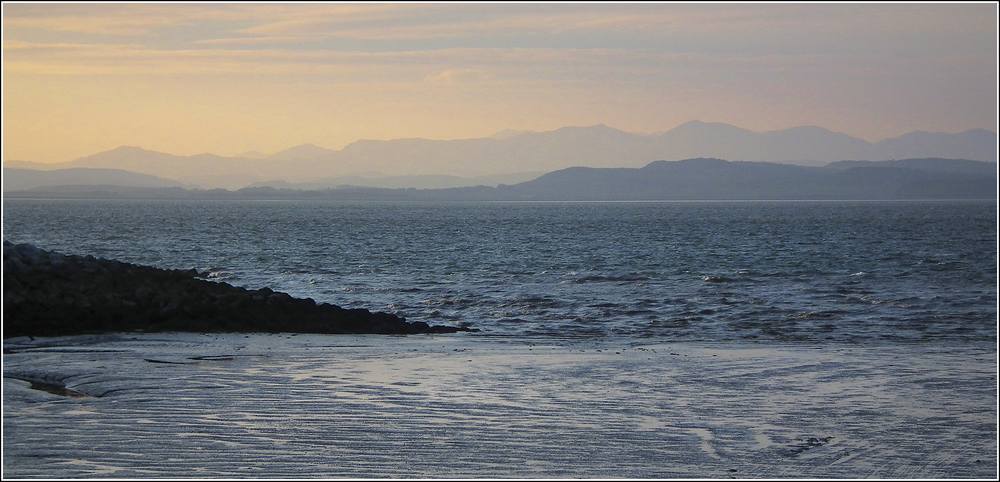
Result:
[844, 294, 884, 305]
[502, 294, 565, 309]
[573, 273, 651, 283]
[702, 275, 733, 283]
[929, 261, 964, 272]
[647, 318, 691, 328]
[786, 311, 839, 321]
[624, 309, 655, 316]
[205, 269, 234, 281]
[497, 318, 531, 324]
[421, 297, 479, 308]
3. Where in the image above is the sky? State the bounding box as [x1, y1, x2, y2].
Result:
[2, 2, 997, 163]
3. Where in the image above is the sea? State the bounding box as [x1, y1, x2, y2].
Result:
[3, 198, 998, 478]
[3, 199, 996, 344]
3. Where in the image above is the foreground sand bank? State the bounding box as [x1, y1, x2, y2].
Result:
[3, 333, 996, 478]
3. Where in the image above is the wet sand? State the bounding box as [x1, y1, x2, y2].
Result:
[2, 333, 996, 478]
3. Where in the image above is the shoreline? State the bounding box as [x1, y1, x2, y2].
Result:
[6, 195, 997, 203]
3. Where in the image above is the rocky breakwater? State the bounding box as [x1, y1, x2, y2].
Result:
[3, 242, 471, 338]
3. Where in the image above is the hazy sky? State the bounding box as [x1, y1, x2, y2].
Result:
[3, 2, 997, 163]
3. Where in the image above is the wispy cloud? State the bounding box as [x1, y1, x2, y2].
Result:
[2, 3, 994, 163]
[424, 68, 492, 85]
[5, 3, 993, 56]
[2, 3, 251, 35]
[5, 12, 178, 36]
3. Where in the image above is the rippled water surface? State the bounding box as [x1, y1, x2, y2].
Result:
[3, 200, 996, 342]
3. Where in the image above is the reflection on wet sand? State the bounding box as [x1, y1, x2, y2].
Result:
[3, 333, 996, 478]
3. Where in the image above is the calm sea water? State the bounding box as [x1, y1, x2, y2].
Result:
[2, 200, 996, 343]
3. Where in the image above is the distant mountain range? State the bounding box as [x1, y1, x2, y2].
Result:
[5, 122, 995, 188]
[2, 164, 543, 192]
[6, 158, 995, 201]
[3, 167, 183, 192]
[245, 172, 544, 190]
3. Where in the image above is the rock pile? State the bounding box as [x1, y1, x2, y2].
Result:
[3, 241, 471, 338]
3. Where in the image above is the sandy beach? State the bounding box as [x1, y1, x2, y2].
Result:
[3, 333, 995, 478]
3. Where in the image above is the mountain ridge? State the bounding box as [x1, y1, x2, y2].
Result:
[7, 122, 995, 188]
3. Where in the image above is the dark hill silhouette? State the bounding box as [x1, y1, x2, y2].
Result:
[825, 158, 995, 175]
[496, 157, 995, 200]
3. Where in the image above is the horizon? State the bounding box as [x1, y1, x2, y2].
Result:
[3, 3, 997, 164]
[6, 120, 998, 165]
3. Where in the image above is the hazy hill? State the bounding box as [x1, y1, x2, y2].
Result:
[653, 122, 873, 163]
[5, 160, 59, 170]
[268, 143, 338, 162]
[6, 158, 994, 201]
[871, 129, 996, 161]
[9, 123, 995, 188]
[248, 172, 543, 190]
[3, 167, 183, 192]
[67, 146, 264, 189]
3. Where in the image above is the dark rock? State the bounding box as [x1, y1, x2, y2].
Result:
[2, 241, 472, 338]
